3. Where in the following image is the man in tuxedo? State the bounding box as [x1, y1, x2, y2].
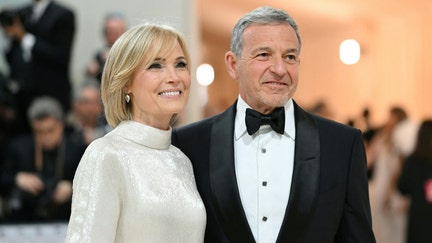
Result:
[0, 96, 85, 222]
[1, 0, 75, 114]
[1, 7, 33, 133]
[172, 6, 376, 243]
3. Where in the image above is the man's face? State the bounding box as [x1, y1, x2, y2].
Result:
[104, 18, 127, 47]
[0, 16, 23, 40]
[32, 117, 64, 150]
[74, 88, 103, 125]
[225, 24, 300, 114]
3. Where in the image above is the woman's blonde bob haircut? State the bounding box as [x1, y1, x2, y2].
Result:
[101, 23, 191, 128]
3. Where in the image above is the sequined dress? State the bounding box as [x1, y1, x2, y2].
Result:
[65, 120, 206, 243]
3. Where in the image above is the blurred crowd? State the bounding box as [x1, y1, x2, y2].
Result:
[0, 0, 120, 224]
[0, 1, 431, 243]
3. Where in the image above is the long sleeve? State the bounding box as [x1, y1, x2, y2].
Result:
[65, 140, 122, 243]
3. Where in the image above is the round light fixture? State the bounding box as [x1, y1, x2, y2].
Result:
[196, 63, 215, 86]
[339, 39, 360, 65]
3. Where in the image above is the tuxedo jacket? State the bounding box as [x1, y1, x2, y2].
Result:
[20, 1, 75, 112]
[172, 100, 375, 243]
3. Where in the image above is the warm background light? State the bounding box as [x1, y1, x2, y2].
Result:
[196, 63, 215, 86]
[339, 39, 360, 65]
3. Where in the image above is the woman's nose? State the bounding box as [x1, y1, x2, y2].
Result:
[166, 67, 181, 83]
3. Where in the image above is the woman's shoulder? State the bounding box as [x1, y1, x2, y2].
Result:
[74, 136, 125, 183]
[80, 134, 125, 164]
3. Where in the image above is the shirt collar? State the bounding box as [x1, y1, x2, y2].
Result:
[32, 0, 50, 21]
[234, 95, 296, 140]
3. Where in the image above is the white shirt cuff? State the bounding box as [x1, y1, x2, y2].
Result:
[21, 33, 35, 62]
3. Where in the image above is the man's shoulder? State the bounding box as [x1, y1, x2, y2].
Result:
[176, 102, 236, 133]
[308, 114, 362, 146]
[175, 113, 219, 134]
[294, 103, 359, 138]
[48, 1, 75, 16]
[314, 114, 355, 130]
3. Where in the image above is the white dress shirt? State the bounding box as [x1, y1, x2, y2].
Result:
[234, 96, 296, 243]
[32, 0, 50, 22]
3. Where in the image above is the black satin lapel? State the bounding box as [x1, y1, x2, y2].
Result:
[277, 102, 320, 242]
[209, 102, 256, 243]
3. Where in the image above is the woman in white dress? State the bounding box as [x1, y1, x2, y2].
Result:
[367, 107, 411, 243]
[65, 23, 206, 242]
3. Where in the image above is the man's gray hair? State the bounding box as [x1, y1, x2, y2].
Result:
[104, 11, 127, 23]
[27, 96, 64, 123]
[230, 6, 302, 57]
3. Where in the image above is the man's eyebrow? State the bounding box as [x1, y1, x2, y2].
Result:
[251, 47, 299, 54]
[251, 47, 272, 54]
[285, 48, 299, 53]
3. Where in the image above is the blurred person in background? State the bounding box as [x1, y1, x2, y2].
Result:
[1, 6, 33, 134]
[0, 72, 19, 164]
[308, 99, 334, 120]
[0, 0, 75, 115]
[67, 79, 109, 147]
[0, 72, 20, 221]
[0, 96, 85, 222]
[398, 119, 432, 243]
[85, 11, 127, 83]
[360, 107, 379, 180]
[367, 106, 413, 243]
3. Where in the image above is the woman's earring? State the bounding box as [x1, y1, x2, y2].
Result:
[125, 94, 131, 103]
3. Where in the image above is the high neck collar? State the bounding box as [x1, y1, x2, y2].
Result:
[113, 120, 172, 150]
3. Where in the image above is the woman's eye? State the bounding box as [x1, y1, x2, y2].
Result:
[176, 61, 188, 69]
[148, 63, 162, 69]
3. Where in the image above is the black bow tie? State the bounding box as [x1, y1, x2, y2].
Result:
[245, 107, 285, 135]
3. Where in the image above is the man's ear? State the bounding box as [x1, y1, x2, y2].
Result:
[224, 51, 239, 81]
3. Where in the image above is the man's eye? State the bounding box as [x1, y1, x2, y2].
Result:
[257, 53, 269, 57]
[176, 61, 188, 69]
[286, 54, 298, 63]
[148, 63, 162, 69]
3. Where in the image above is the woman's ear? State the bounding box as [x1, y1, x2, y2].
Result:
[224, 51, 239, 81]
[123, 84, 131, 95]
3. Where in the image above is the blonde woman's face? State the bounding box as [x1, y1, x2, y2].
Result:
[126, 40, 190, 129]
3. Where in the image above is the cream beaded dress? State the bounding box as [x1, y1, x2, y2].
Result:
[65, 120, 206, 243]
